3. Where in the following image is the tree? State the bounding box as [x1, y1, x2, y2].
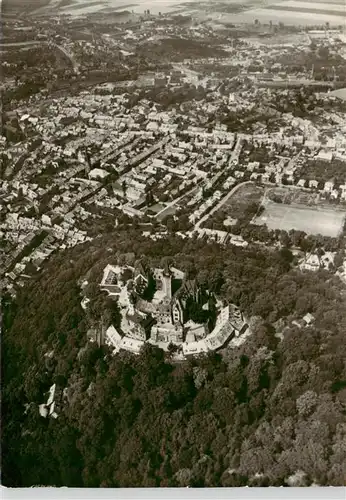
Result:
[318, 46, 329, 59]
[3, 229, 346, 488]
[122, 180, 127, 198]
[296, 390, 318, 417]
[279, 230, 291, 247]
[279, 247, 294, 265]
[299, 237, 314, 254]
[269, 172, 275, 184]
[167, 342, 178, 357]
[145, 190, 154, 206]
[281, 174, 289, 185]
[334, 251, 344, 269]
[290, 229, 306, 248]
[121, 267, 133, 283]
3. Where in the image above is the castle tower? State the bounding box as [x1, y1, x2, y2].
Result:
[162, 263, 172, 300]
[162, 275, 172, 300]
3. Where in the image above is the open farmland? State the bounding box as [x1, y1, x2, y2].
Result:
[268, 0, 346, 11]
[226, 0, 346, 26]
[9, 0, 345, 23]
[295, 0, 346, 4]
[264, 1, 346, 16]
[254, 199, 346, 237]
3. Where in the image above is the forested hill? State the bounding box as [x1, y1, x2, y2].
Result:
[2, 231, 346, 487]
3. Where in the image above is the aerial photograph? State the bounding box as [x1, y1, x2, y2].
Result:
[1, 0, 346, 491]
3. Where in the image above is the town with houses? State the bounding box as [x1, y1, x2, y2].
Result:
[2, 7, 346, 355]
[3, 1, 346, 491]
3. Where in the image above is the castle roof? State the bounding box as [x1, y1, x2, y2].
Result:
[174, 278, 198, 300]
[134, 259, 149, 278]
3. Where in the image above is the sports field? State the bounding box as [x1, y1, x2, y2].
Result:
[254, 200, 345, 237]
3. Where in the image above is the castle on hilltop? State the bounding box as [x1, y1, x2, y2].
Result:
[98, 261, 248, 356]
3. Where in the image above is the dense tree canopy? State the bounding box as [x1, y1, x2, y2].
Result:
[2, 230, 346, 487]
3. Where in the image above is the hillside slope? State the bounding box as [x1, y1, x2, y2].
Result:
[2, 231, 346, 487]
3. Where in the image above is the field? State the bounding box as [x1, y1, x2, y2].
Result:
[54, 0, 198, 16]
[9, 0, 345, 23]
[331, 88, 346, 102]
[264, 1, 346, 17]
[246, 33, 309, 46]
[203, 182, 264, 230]
[274, 1, 346, 11]
[221, 183, 264, 220]
[254, 200, 345, 237]
[225, 0, 345, 26]
[2, 0, 50, 9]
[266, 187, 321, 206]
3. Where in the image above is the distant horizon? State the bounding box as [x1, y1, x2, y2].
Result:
[3, 0, 346, 26]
